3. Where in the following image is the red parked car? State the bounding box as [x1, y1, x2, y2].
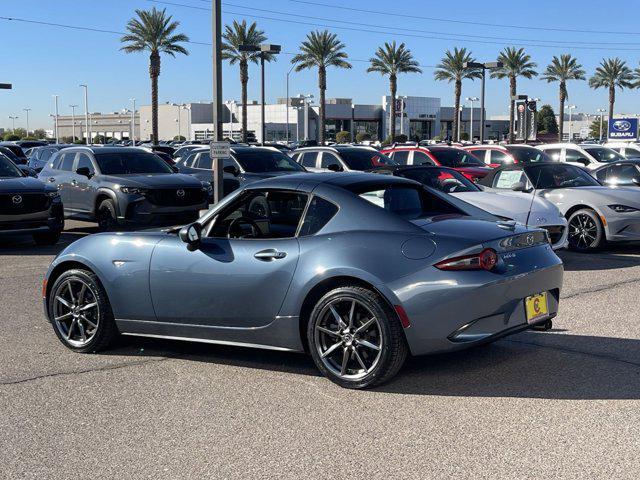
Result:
[380, 145, 491, 182]
[463, 144, 552, 168]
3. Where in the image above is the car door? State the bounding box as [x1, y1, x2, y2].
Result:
[390, 150, 410, 165]
[488, 149, 512, 167]
[73, 152, 98, 214]
[47, 152, 77, 212]
[148, 189, 307, 328]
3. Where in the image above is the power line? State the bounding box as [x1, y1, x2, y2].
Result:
[283, 0, 640, 36]
[146, 0, 640, 51]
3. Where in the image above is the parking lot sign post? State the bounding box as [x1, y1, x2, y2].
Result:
[210, 141, 230, 203]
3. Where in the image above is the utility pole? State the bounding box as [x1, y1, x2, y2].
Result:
[52, 95, 59, 143]
[69, 105, 78, 142]
[23, 108, 31, 136]
[466, 97, 479, 142]
[80, 84, 90, 145]
[464, 62, 502, 143]
[130, 98, 136, 143]
[597, 108, 606, 142]
[211, 0, 225, 203]
[286, 64, 296, 143]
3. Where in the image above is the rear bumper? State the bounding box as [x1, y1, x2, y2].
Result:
[391, 246, 564, 356]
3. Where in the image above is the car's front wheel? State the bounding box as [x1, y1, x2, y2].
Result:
[307, 286, 408, 389]
[567, 208, 605, 252]
[48, 269, 118, 353]
[96, 199, 117, 231]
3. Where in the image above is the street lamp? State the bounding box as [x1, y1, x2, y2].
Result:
[286, 63, 297, 143]
[69, 105, 78, 142]
[130, 98, 136, 143]
[52, 95, 60, 143]
[80, 84, 90, 145]
[298, 94, 314, 141]
[238, 43, 282, 145]
[463, 61, 503, 142]
[399, 96, 408, 136]
[22, 108, 31, 136]
[565, 105, 577, 141]
[8, 115, 18, 133]
[466, 97, 479, 142]
[457, 105, 463, 142]
[596, 108, 607, 141]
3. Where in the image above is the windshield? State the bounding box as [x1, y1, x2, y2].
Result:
[507, 146, 552, 163]
[527, 164, 600, 189]
[95, 152, 173, 175]
[399, 167, 480, 193]
[584, 147, 625, 163]
[337, 149, 397, 170]
[234, 150, 305, 173]
[429, 148, 484, 167]
[0, 155, 23, 178]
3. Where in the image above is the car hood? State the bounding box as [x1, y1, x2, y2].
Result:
[0, 176, 50, 193]
[451, 191, 560, 224]
[100, 173, 203, 188]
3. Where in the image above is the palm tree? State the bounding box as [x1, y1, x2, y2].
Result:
[292, 30, 352, 144]
[491, 47, 537, 143]
[120, 7, 189, 145]
[589, 58, 635, 120]
[367, 42, 421, 141]
[541, 55, 586, 141]
[433, 47, 482, 141]
[222, 20, 273, 143]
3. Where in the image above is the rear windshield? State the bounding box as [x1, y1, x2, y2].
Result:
[527, 164, 600, 189]
[95, 152, 173, 175]
[428, 148, 484, 167]
[399, 167, 481, 193]
[583, 147, 625, 163]
[337, 149, 397, 170]
[354, 185, 461, 220]
[507, 146, 552, 163]
[0, 155, 23, 178]
[234, 150, 305, 173]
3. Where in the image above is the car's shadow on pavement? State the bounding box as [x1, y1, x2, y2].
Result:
[105, 330, 640, 400]
[558, 246, 640, 272]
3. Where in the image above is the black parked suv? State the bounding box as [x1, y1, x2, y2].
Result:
[0, 153, 64, 244]
[38, 147, 212, 230]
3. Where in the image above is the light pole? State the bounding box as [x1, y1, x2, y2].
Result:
[299, 94, 314, 141]
[23, 108, 31, 136]
[350, 102, 355, 142]
[130, 98, 136, 143]
[463, 62, 503, 143]
[238, 43, 282, 145]
[457, 105, 463, 142]
[596, 108, 606, 141]
[399, 96, 407, 136]
[565, 105, 577, 141]
[80, 84, 90, 145]
[69, 105, 78, 142]
[52, 95, 60, 143]
[8, 115, 18, 133]
[466, 97, 479, 142]
[286, 63, 296, 143]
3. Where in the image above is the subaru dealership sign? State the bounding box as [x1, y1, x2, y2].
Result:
[608, 118, 639, 140]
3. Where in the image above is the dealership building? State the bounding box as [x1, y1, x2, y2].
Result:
[53, 95, 509, 143]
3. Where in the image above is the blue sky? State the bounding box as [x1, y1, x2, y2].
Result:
[2, 0, 640, 130]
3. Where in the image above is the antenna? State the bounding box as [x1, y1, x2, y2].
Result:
[524, 169, 542, 227]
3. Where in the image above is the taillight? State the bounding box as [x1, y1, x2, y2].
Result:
[434, 248, 498, 271]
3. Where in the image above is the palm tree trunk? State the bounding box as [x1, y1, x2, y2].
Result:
[149, 51, 161, 145]
[508, 76, 516, 143]
[453, 79, 461, 142]
[240, 59, 249, 143]
[318, 66, 326, 144]
[389, 74, 397, 141]
[558, 83, 565, 142]
[609, 85, 615, 121]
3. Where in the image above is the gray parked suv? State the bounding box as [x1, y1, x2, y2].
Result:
[38, 147, 212, 229]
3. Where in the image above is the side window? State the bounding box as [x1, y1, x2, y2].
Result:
[608, 164, 640, 184]
[390, 150, 410, 165]
[57, 153, 75, 171]
[468, 149, 487, 163]
[493, 170, 528, 189]
[489, 150, 511, 165]
[195, 152, 212, 170]
[207, 190, 308, 239]
[42, 148, 56, 162]
[300, 151, 318, 168]
[595, 167, 609, 183]
[412, 151, 435, 166]
[75, 153, 95, 173]
[183, 152, 198, 167]
[299, 196, 339, 236]
[544, 148, 561, 161]
[320, 152, 341, 169]
[564, 148, 588, 165]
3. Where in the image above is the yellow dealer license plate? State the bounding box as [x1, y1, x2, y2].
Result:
[525, 292, 548, 324]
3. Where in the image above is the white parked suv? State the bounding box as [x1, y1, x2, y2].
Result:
[537, 143, 626, 170]
[603, 142, 640, 159]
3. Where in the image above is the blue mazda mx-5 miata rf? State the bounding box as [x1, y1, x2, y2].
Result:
[43, 172, 563, 389]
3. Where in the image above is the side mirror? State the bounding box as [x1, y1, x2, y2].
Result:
[576, 157, 590, 166]
[223, 165, 240, 176]
[632, 177, 640, 186]
[511, 181, 531, 192]
[18, 165, 37, 177]
[179, 222, 202, 251]
[327, 163, 343, 172]
[76, 166, 93, 178]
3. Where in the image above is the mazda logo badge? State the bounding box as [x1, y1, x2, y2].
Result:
[11, 195, 22, 205]
[176, 189, 185, 197]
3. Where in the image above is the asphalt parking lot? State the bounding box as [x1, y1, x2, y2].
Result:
[1, 221, 639, 479]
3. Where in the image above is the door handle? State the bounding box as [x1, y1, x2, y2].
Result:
[71, 179, 77, 186]
[254, 249, 287, 261]
[48, 177, 56, 183]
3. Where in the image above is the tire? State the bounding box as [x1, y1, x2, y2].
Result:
[48, 268, 118, 353]
[567, 208, 605, 252]
[307, 286, 408, 389]
[96, 199, 117, 231]
[33, 228, 62, 246]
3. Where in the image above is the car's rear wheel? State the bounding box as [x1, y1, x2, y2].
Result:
[307, 286, 408, 389]
[33, 228, 62, 245]
[97, 199, 118, 231]
[48, 269, 118, 353]
[567, 209, 605, 252]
